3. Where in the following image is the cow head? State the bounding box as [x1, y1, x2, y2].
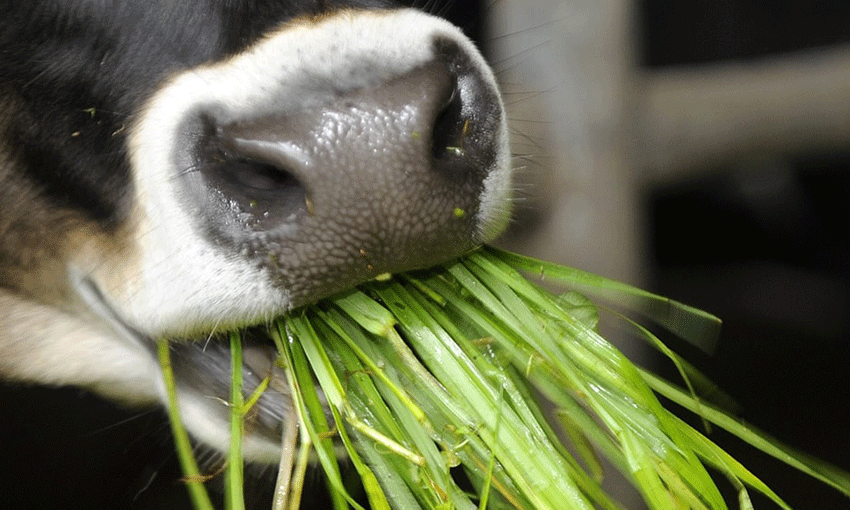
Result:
[0, 1, 511, 461]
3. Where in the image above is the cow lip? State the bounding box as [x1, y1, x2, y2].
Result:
[74, 276, 293, 443]
[75, 275, 274, 354]
[75, 276, 157, 354]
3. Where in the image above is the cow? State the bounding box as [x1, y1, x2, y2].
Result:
[0, 0, 512, 505]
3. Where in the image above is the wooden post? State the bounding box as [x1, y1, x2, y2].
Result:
[491, 0, 644, 288]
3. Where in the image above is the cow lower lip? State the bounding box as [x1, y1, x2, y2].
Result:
[165, 327, 292, 437]
[76, 276, 292, 443]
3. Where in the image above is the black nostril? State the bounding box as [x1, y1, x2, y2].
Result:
[191, 116, 309, 226]
[431, 81, 466, 160]
[212, 152, 301, 195]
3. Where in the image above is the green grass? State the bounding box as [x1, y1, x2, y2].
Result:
[159, 246, 850, 509]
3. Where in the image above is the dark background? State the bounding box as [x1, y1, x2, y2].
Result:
[2, 1, 849, 508]
[643, 1, 850, 509]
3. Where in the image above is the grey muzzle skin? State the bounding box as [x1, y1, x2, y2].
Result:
[179, 40, 504, 309]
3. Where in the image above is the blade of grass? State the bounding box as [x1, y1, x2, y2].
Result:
[328, 296, 535, 508]
[470, 251, 735, 506]
[403, 282, 623, 509]
[484, 246, 722, 353]
[315, 310, 479, 508]
[156, 340, 215, 510]
[226, 331, 245, 510]
[271, 389, 299, 510]
[329, 400, 398, 510]
[640, 368, 850, 500]
[413, 264, 651, 507]
[272, 319, 357, 510]
[318, 303, 427, 426]
[451, 254, 737, 508]
[286, 432, 312, 510]
[373, 282, 596, 510]
[674, 415, 789, 510]
[315, 315, 443, 509]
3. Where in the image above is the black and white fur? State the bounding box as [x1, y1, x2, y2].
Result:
[0, 0, 511, 465]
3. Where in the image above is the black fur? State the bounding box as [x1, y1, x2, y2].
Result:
[0, 0, 396, 226]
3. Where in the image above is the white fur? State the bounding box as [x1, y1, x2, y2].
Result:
[0, 291, 160, 404]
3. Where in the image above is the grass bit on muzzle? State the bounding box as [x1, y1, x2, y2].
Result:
[159, 247, 850, 510]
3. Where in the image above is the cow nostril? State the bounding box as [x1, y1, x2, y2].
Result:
[192, 120, 309, 226]
[214, 153, 301, 194]
[431, 82, 465, 160]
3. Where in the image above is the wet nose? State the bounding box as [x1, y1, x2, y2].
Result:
[193, 41, 505, 306]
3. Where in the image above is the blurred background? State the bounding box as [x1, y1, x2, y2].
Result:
[2, 1, 848, 508]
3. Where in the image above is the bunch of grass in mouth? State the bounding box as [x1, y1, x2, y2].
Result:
[158, 246, 850, 510]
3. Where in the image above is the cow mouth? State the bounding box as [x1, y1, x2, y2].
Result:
[75, 276, 294, 459]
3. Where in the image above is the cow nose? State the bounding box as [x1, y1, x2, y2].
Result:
[191, 45, 505, 306]
[217, 59, 471, 224]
